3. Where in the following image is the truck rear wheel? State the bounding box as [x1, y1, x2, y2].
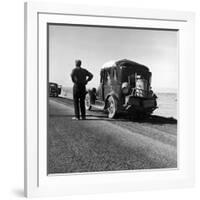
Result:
[107, 96, 118, 119]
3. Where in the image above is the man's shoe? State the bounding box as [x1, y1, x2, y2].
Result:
[72, 117, 79, 120]
[80, 116, 86, 120]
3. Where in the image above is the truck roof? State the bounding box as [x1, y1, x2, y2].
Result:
[49, 82, 58, 85]
[101, 59, 149, 72]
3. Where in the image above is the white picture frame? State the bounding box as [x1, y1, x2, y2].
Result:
[24, 2, 195, 197]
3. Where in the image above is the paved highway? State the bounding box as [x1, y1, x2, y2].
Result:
[48, 97, 177, 174]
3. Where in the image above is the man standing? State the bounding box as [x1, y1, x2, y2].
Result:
[71, 60, 93, 120]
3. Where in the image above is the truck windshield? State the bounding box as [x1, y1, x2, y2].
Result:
[50, 83, 57, 88]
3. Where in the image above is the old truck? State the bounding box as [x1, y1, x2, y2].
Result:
[49, 82, 62, 97]
[85, 59, 157, 119]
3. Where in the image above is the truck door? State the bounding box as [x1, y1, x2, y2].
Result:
[97, 70, 104, 101]
[103, 70, 112, 99]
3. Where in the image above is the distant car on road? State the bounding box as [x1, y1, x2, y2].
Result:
[85, 59, 158, 119]
[49, 82, 62, 97]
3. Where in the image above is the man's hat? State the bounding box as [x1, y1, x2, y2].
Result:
[75, 59, 82, 66]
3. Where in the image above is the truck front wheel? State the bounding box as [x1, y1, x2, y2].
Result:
[107, 96, 118, 119]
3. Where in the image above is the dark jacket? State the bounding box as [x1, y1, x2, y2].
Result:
[71, 67, 93, 86]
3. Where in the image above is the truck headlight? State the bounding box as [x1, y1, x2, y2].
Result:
[122, 82, 130, 95]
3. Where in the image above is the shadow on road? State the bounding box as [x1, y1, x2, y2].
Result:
[129, 115, 177, 125]
[50, 114, 111, 120]
[50, 113, 177, 124]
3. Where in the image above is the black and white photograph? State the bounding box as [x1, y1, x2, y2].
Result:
[47, 24, 178, 174]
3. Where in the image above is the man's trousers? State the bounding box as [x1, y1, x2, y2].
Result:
[73, 84, 86, 119]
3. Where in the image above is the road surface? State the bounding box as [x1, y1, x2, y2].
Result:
[48, 97, 177, 174]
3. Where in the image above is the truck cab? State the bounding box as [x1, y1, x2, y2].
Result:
[49, 82, 62, 97]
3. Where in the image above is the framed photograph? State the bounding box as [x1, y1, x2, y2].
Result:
[24, 2, 195, 197]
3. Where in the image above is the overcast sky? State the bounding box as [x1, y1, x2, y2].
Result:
[49, 24, 178, 92]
